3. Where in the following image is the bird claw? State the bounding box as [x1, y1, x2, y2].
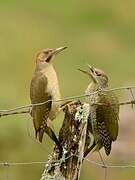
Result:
[59, 100, 82, 112]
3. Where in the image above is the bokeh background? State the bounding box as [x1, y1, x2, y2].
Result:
[0, 0, 135, 179]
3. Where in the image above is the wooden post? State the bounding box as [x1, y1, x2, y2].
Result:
[40, 101, 90, 180]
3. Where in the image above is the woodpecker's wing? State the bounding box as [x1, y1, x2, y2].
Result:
[30, 73, 52, 134]
[30, 73, 63, 153]
[97, 91, 119, 141]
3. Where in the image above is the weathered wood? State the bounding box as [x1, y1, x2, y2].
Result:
[40, 101, 90, 180]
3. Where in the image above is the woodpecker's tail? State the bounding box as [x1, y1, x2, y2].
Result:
[38, 127, 44, 142]
[84, 141, 96, 157]
[37, 126, 63, 156]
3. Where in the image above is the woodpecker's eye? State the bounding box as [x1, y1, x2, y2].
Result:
[45, 49, 53, 54]
[44, 51, 49, 55]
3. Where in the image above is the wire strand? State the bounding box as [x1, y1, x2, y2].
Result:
[0, 85, 135, 113]
[85, 158, 135, 169]
[1, 157, 135, 169]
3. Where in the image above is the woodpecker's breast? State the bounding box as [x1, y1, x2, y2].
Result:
[85, 83, 99, 104]
[43, 65, 61, 120]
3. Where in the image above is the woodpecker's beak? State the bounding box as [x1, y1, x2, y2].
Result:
[78, 65, 98, 84]
[87, 64, 99, 84]
[78, 68, 90, 76]
[52, 46, 68, 56]
[45, 46, 67, 62]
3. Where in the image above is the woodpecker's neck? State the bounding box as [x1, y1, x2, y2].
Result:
[35, 62, 53, 72]
[86, 83, 98, 94]
[86, 82, 108, 94]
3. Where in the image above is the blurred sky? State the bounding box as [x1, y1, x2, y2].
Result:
[0, 0, 135, 179]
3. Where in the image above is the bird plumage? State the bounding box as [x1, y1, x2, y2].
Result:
[88, 90, 119, 156]
[79, 65, 119, 157]
[30, 47, 67, 151]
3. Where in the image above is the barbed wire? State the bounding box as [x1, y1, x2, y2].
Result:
[0, 151, 135, 180]
[0, 156, 135, 169]
[0, 85, 135, 114]
[0, 161, 46, 167]
[0, 85, 135, 180]
[85, 158, 135, 169]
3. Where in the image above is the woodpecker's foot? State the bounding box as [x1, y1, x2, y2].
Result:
[84, 142, 96, 158]
[59, 101, 73, 111]
[60, 100, 82, 112]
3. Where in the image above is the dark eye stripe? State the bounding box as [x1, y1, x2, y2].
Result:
[96, 72, 101, 76]
[46, 55, 52, 62]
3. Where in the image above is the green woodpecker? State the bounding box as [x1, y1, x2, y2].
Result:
[79, 65, 119, 157]
[30, 47, 67, 151]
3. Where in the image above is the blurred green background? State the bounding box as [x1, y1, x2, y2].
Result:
[0, 0, 135, 179]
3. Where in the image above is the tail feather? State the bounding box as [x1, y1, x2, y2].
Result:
[38, 128, 44, 142]
[35, 130, 38, 139]
[44, 126, 62, 152]
[84, 141, 96, 157]
[37, 125, 63, 155]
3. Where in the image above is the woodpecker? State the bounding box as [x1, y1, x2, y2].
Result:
[30, 47, 67, 151]
[78, 65, 119, 157]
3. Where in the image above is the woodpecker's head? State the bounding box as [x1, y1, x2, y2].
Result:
[78, 65, 108, 88]
[35, 46, 67, 66]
